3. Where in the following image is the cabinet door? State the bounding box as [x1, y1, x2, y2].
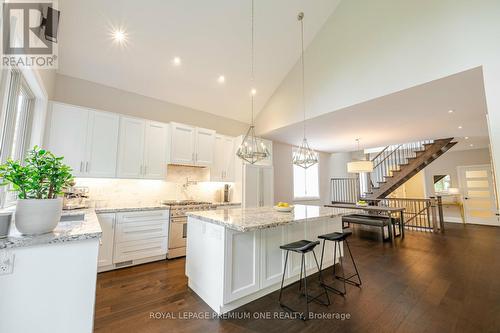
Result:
[97, 213, 115, 267]
[243, 164, 260, 208]
[260, 166, 274, 207]
[144, 121, 167, 179]
[170, 122, 195, 165]
[260, 226, 285, 288]
[224, 229, 260, 303]
[117, 116, 145, 178]
[195, 127, 215, 166]
[211, 135, 225, 181]
[86, 111, 119, 177]
[223, 136, 235, 181]
[48, 103, 88, 177]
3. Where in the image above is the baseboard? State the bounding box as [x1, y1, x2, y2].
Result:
[443, 216, 463, 223]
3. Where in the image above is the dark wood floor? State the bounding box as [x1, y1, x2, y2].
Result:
[94, 223, 500, 333]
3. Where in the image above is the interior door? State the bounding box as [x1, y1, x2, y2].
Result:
[195, 127, 215, 166]
[459, 165, 499, 226]
[48, 103, 88, 177]
[117, 116, 145, 178]
[170, 122, 195, 165]
[143, 121, 167, 179]
[86, 111, 119, 177]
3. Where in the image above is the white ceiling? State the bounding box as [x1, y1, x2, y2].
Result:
[264, 67, 490, 153]
[57, 0, 341, 123]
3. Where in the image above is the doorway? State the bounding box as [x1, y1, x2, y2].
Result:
[458, 165, 499, 226]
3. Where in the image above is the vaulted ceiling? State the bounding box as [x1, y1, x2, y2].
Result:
[57, 0, 341, 123]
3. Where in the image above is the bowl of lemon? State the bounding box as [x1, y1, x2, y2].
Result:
[274, 202, 294, 212]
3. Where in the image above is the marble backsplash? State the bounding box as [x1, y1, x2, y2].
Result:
[74, 165, 234, 208]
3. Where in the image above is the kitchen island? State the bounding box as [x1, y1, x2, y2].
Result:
[186, 205, 355, 315]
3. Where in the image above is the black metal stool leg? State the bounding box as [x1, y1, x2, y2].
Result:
[318, 239, 326, 283]
[312, 250, 330, 306]
[301, 254, 309, 320]
[320, 239, 345, 296]
[336, 238, 362, 287]
[337, 241, 347, 295]
[279, 251, 289, 304]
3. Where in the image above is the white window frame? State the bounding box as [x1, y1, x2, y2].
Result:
[292, 148, 320, 201]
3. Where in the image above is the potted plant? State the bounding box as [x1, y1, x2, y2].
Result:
[0, 146, 73, 235]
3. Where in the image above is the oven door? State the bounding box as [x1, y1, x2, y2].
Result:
[169, 216, 187, 249]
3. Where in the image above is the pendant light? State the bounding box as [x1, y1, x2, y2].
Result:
[292, 12, 318, 169]
[347, 138, 374, 173]
[236, 0, 270, 164]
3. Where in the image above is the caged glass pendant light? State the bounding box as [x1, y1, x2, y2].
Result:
[292, 12, 318, 169]
[236, 0, 270, 164]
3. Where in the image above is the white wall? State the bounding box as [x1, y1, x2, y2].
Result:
[53, 74, 248, 137]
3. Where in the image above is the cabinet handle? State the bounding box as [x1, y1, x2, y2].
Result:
[85, 162, 89, 172]
[79, 161, 83, 172]
[192, 152, 194, 162]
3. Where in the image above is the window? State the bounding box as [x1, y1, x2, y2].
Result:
[0, 69, 35, 206]
[293, 149, 319, 200]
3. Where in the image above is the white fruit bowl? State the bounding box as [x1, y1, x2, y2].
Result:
[273, 205, 294, 212]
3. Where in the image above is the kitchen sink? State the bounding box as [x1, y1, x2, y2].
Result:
[60, 214, 85, 222]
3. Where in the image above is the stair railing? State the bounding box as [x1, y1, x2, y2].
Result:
[369, 140, 433, 190]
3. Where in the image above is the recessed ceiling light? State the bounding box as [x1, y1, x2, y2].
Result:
[448, 109, 454, 114]
[111, 29, 127, 45]
[217, 75, 225, 84]
[465, 136, 469, 140]
[250, 88, 257, 95]
[470, 144, 474, 147]
[458, 126, 463, 129]
[172, 57, 181, 66]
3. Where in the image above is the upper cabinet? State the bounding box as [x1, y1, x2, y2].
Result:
[169, 122, 215, 166]
[117, 117, 167, 179]
[211, 135, 235, 182]
[47, 102, 119, 178]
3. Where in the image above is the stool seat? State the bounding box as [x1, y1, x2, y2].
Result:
[318, 231, 352, 241]
[280, 240, 319, 253]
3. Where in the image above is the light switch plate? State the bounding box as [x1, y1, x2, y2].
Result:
[0, 250, 14, 275]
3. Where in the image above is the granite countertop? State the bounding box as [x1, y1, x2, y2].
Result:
[93, 202, 240, 214]
[0, 209, 102, 250]
[186, 205, 357, 232]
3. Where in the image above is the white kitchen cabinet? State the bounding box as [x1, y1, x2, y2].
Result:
[170, 122, 196, 165]
[195, 127, 216, 166]
[86, 111, 120, 177]
[242, 164, 274, 208]
[260, 226, 285, 288]
[169, 122, 215, 166]
[97, 213, 115, 268]
[144, 121, 168, 179]
[211, 135, 235, 182]
[117, 117, 167, 179]
[224, 229, 261, 303]
[48, 102, 119, 178]
[113, 210, 169, 264]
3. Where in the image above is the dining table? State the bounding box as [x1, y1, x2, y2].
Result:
[324, 203, 406, 243]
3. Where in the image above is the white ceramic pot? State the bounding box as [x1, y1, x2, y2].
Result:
[15, 198, 63, 235]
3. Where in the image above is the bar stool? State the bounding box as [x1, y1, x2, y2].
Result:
[279, 240, 330, 321]
[318, 231, 362, 296]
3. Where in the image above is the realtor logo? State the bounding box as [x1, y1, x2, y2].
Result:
[2, 1, 60, 68]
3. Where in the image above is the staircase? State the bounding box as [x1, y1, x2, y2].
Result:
[366, 138, 457, 199]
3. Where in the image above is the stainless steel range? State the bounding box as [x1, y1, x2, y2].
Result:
[163, 200, 217, 259]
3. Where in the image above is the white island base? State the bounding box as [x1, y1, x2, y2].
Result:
[186, 206, 348, 315]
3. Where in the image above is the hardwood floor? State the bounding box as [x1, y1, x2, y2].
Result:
[94, 223, 500, 333]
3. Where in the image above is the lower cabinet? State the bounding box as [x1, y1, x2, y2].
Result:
[222, 217, 343, 304]
[97, 210, 169, 271]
